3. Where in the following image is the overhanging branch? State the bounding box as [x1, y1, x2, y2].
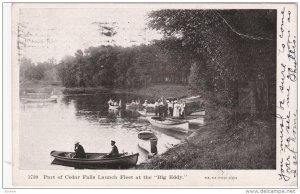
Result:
[214, 11, 274, 41]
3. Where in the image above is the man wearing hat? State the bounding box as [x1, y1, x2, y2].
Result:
[73, 141, 86, 158]
[106, 140, 119, 158]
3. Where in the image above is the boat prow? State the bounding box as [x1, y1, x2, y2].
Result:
[146, 116, 189, 133]
[138, 130, 156, 140]
[109, 104, 121, 110]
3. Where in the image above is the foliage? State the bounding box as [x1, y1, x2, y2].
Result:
[148, 9, 276, 111]
[20, 58, 58, 83]
[57, 44, 191, 89]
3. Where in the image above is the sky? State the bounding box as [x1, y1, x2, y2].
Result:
[18, 8, 163, 63]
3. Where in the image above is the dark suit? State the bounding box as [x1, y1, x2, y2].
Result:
[107, 145, 119, 158]
[73, 144, 86, 158]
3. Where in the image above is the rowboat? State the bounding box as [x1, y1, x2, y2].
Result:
[169, 116, 204, 125]
[137, 131, 158, 154]
[126, 103, 140, 109]
[142, 103, 156, 108]
[137, 137, 158, 154]
[182, 95, 201, 103]
[21, 96, 58, 103]
[146, 116, 189, 133]
[109, 104, 121, 110]
[187, 116, 204, 125]
[138, 130, 156, 140]
[189, 110, 206, 116]
[50, 151, 139, 168]
[137, 110, 156, 117]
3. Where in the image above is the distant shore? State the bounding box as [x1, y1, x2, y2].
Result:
[20, 81, 196, 99]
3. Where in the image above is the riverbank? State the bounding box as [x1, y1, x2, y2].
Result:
[138, 96, 276, 169]
[20, 82, 276, 169]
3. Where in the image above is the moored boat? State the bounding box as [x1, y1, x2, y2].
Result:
[109, 104, 121, 110]
[146, 116, 189, 133]
[108, 99, 122, 110]
[21, 96, 57, 103]
[137, 110, 156, 117]
[126, 103, 140, 109]
[182, 95, 201, 103]
[138, 130, 156, 140]
[168, 116, 204, 125]
[189, 110, 206, 116]
[50, 150, 139, 168]
[137, 137, 158, 154]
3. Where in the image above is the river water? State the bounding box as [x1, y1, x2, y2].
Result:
[19, 92, 190, 170]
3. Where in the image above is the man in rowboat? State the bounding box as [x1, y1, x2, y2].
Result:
[105, 140, 119, 158]
[73, 141, 86, 159]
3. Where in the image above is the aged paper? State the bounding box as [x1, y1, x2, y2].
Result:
[9, 3, 297, 187]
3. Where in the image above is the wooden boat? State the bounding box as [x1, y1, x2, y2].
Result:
[137, 137, 158, 154]
[142, 103, 156, 108]
[50, 151, 139, 167]
[137, 131, 158, 154]
[126, 103, 140, 109]
[146, 116, 189, 133]
[21, 94, 58, 103]
[138, 130, 156, 140]
[137, 110, 156, 117]
[187, 116, 204, 125]
[169, 116, 204, 125]
[21, 97, 57, 103]
[109, 104, 121, 110]
[181, 95, 202, 104]
[189, 110, 206, 116]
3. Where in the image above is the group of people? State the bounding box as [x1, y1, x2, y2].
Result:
[143, 98, 186, 118]
[73, 140, 119, 159]
[127, 99, 141, 106]
[108, 99, 121, 107]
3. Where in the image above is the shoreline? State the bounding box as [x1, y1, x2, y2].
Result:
[21, 83, 196, 99]
[20, 83, 276, 169]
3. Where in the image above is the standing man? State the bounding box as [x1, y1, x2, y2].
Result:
[154, 100, 159, 116]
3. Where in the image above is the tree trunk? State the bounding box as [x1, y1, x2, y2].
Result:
[249, 81, 257, 118]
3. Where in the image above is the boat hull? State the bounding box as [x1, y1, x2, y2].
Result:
[187, 116, 204, 125]
[109, 104, 121, 110]
[137, 139, 151, 153]
[50, 151, 139, 168]
[146, 117, 189, 133]
[189, 111, 206, 116]
[137, 110, 156, 117]
[126, 104, 140, 109]
[138, 130, 156, 140]
[21, 98, 57, 103]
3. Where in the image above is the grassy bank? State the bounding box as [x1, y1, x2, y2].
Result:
[138, 96, 276, 169]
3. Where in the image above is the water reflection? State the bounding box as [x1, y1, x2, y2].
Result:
[19, 93, 184, 170]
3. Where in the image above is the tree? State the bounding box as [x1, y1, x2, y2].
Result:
[148, 9, 276, 112]
[188, 62, 202, 90]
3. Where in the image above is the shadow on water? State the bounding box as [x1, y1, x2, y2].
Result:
[62, 93, 144, 123]
[20, 92, 196, 169]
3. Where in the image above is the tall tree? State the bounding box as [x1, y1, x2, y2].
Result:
[148, 9, 276, 112]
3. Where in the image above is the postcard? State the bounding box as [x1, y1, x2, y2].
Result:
[6, 2, 297, 187]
